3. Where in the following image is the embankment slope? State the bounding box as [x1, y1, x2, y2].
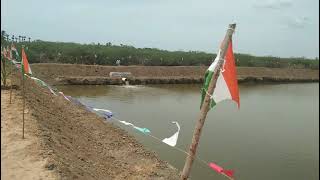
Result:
[31, 63, 319, 85]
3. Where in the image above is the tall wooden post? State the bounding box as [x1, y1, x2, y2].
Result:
[22, 73, 25, 139]
[21, 45, 25, 139]
[9, 76, 13, 104]
[180, 23, 236, 180]
[2, 53, 7, 86]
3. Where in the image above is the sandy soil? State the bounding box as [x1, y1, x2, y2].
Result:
[1, 89, 57, 180]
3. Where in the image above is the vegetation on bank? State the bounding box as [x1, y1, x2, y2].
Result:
[1, 52, 15, 87]
[1, 31, 319, 69]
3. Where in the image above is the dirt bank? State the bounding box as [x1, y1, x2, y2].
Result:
[8, 73, 180, 180]
[1, 89, 57, 180]
[31, 63, 319, 85]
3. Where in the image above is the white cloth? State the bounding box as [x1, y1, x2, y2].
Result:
[118, 120, 133, 126]
[93, 108, 112, 113]
[162, 121, 180, 147]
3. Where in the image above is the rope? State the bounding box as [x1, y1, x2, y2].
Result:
[203, 88, 214, 100]
[109, 116, 234, 180]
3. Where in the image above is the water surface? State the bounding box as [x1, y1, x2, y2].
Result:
[57, 83, 319, 180]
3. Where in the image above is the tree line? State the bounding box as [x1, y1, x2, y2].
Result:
[1, 30, 318, 69]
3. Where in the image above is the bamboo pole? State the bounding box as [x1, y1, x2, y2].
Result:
[2, 54, 7, 86]
[180, 23, 236, 180]
[9, 76, 13, 104]
[22, 73, 25, 139]
[21, 44, 25, 139]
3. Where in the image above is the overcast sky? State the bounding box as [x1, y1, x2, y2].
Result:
[1, 0, 319, 58]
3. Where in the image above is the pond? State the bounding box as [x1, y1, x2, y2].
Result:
[57, 83, 319, 180]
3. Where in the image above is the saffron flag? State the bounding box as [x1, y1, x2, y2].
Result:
[200, 40, 239, 109]
[21, 47, 32, 75]
[208, 162, 234, 179]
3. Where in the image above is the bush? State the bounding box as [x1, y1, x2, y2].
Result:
[2, 38, 318, 69]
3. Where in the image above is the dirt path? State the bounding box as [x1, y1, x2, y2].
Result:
[1, 89, 57, 180]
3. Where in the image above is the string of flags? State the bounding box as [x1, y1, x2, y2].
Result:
[67, 101, 234, 179]
[91, 108, 152, 134]
[52, 89, 234, 179]
[58, 91, 70, 101]
[30, 76, 57, 95]
[2, 42, 236, 180]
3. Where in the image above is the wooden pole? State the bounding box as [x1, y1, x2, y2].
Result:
[180, 23, 236, 180]
[21, 44, 25, 139]
[22, 73, 25, 139]
[9, 76, 13, 104]
[2, 53, 7, 87]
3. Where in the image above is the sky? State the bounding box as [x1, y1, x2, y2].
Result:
[1, 0, 319, 58]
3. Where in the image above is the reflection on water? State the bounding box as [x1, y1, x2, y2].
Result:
[56, 83, 319, 180]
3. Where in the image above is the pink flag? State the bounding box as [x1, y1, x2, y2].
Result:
[209, 162, 224, 172]
[208, 162, 234, 179]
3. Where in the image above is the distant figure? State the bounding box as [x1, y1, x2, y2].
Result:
[116, 59, 121, 66]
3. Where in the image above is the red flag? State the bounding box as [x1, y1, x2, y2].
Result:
[209, 162, 235, 179]
[222, 169, 235, 179]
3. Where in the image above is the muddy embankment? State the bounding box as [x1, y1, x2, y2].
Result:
[31, 63, 319, 85]
[10, 70, 180, 180]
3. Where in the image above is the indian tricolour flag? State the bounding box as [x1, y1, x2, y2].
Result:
[200, 40, 239, 109]
[21, 47, 32, 75]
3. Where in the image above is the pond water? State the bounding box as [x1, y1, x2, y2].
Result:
[57, 83, 319, 180]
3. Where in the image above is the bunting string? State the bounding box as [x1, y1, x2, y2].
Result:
[90, 106, 234, 179]
[4, 48, 235, 179]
